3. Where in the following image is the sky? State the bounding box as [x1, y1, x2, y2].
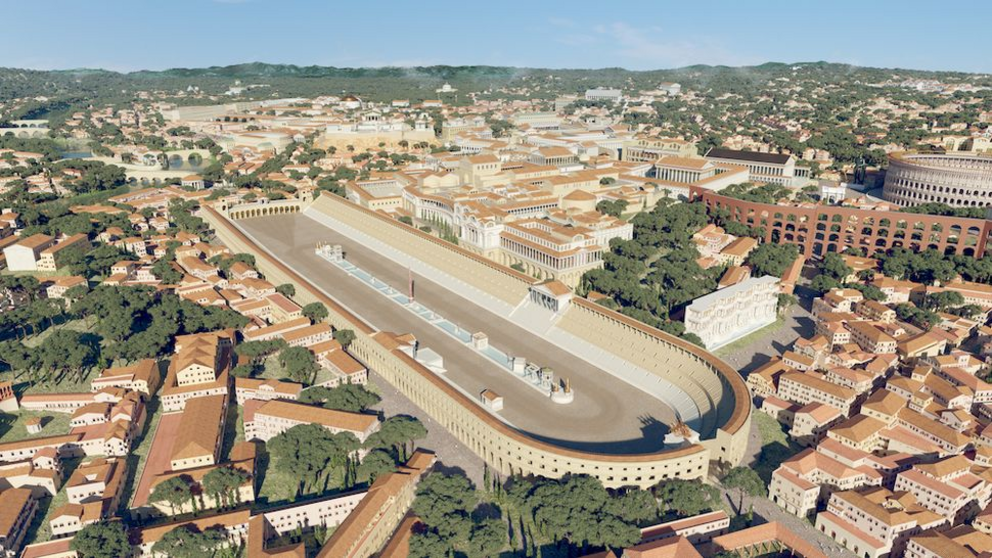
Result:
[3, 1, 991, 74]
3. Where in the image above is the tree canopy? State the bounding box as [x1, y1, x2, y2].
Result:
[653, 478, 722, 517]
[70, 521, 131, 558]
[202, 466, 251, 508]
[507, 475, 644, 552]
[301, 301, 329, 322]
[355, 449, 397, 484]
[150, 476, 194, 515]
[275, 283, 296, 298]
[747, 243, 800, 277]
[578, 200, 717, 346]
[268, 422, 360, 497]
[364, 415, 427, 461]
[409, 472, 509, 557]
[278, 346, 319, 384]
[299, 383, 381, 412]
[151, 525, 227, 558]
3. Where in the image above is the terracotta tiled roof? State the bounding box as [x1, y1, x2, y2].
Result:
[171, 395, 226, 462]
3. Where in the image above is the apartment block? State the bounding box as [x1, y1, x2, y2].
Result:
[778, 372, 859, 417]
[815, 487, 945, 558]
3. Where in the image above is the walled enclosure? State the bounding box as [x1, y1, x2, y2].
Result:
[205, 195, 751, 488]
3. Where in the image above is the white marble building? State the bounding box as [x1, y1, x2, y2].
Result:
[684, 275, 780, 349]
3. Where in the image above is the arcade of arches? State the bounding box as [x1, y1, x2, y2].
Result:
[702, 191, 992, 258]
[227, 202, 303, 220]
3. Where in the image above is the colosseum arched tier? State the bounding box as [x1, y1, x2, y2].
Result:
[884, 152, 992, 208]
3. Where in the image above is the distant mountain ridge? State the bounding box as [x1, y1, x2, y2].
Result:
[11, 60, 983, 80]
[1, 61, 986, 121]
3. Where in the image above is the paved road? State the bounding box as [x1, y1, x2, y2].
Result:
[719, 409, 854, 557]
[240, 213, 677, 454]
[718, 488, 855, 557]
[131, 412, 183, 507]
[710, 288, 854, 556]
[369, 371, 487, 486]
[717, 293, 816, 376]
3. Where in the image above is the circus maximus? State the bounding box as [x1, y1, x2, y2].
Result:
[203, 192, 751, 489]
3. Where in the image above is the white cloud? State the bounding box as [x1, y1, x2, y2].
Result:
[578, 21, 759, 69]
[555, 33, 598, 47]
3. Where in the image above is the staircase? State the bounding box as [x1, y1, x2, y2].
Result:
[508, 299, 560, 336]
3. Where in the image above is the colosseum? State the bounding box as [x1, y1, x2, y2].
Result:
[884, 152, 992, 208]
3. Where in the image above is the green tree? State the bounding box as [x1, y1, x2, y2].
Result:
[605, 488, 659, 525]
[300, 384, 381, 412]
[230, 364, 255, 378]
[467, 517, 507, 557]
[922, 291, 964, 312]
[654, 478, 721, 517]
[333, 328, 356, 348]
[722, 466, 766, 515]
[268, 423, 359, 496]
[949, 304, 983, 319]
[20, 298, 65, 336]
[0, 340, 36, 372]
[525, 475, 640, 551]
[275, 283, 296, 298]
[302, 302, 329, 322]
[356, 449, 397, 484]
[820, 252, 853, 281]
[70, 521, 130, 558]
[878, 248, 958, 285]
[810, 274, 842, 294]
[747, 243, 800, 277]
[409, 531, 450, 558]
[596, 199, 628, 218]
[152, 256, 184, 284]
[412, 472, 478, 545]
[236, 339, 286, 364]
[34, 329, 100, 382]
[364, 415, 427, 461]
[777, 293, 798, 313]
[901, 202, 986, 219]
[413, 473, 478, 524]
[849, 283, 886, 302]
[151, 475, 193, 515]
[895, 303, 941, 331]
[278, 346, 318, 384]
[151, 525, 226, 558]
[203, 466, 251, 508]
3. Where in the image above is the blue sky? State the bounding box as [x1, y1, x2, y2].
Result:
[4, 1, 990, 73]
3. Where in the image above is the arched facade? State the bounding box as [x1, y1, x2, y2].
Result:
[701, 191, 992, 258]
[0, 128, 49, 139]
[884, 152, 992, 208]
[227, 200, 304, 220]
[0, 120, 50, 139]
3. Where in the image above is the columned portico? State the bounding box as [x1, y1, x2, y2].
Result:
[529, 281, 573, 313]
